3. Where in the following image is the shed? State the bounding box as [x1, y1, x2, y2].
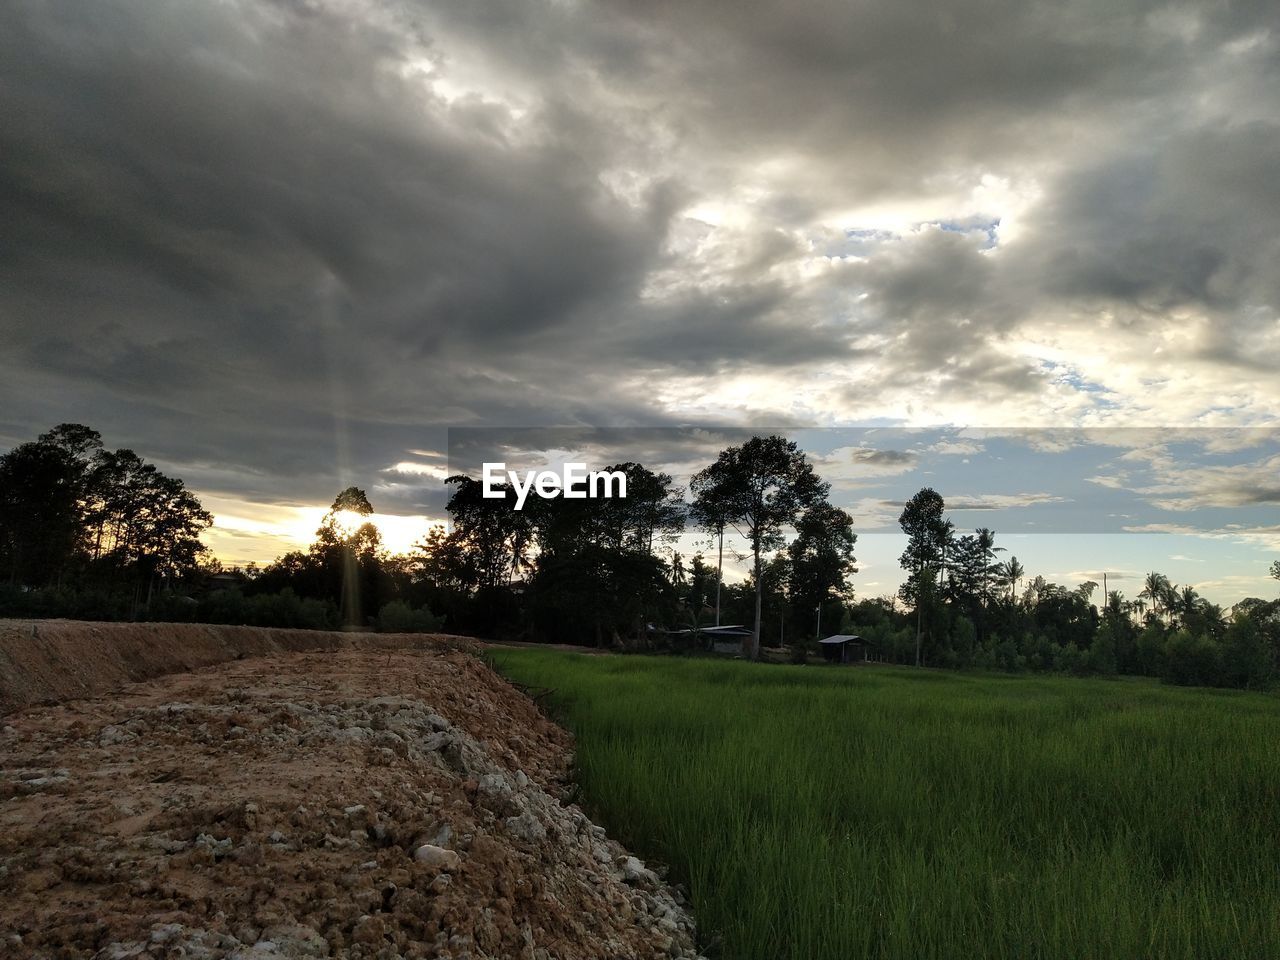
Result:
[206, 571, 246, 593]
[818, 634, 865, 664]
[665, 623, 754, 655]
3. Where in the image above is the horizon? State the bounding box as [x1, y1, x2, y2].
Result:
[3, 1, 1278, 610]
[134, 424, 1277, 609]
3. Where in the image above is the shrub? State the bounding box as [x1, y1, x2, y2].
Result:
[1089, 623, 1119, 675]
[378, 600, 443, 633]
[143, 591, 199, 623]
[1136, 622, 1167, 676]
[1053, 641, 1089, 677]
[196, 587, 250, 624]
[1162, 629, 1222, 688]
[298, 597, 338, 631]
[0, 584, 131, 621]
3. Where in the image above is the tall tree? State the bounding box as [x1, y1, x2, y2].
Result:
[788, 500, 858, 635]
[599, 462, 685, 556]
[997, 555, 1025, 601]
[1140, 571, 1172, 624]
[440, 475, 532, 591]
[975, 527, 1004, 606]
[688, 459, 737, 626]
[684, 553, 712, 623]
[313, 486, 381, 627]
[0, 431, 95, 584]
[898, 487, 949, 666]
[0, 424, 211, 596]
[690, 436, 828, 659]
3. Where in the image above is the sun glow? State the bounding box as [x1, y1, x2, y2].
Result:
[199, 496, 444, 568]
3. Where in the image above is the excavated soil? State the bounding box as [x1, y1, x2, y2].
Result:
[0, 638, 706, 960]
[0, 620, 481, 715]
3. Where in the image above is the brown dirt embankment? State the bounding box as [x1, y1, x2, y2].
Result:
[0, 636, 707, 959]
[0, 620, 476, 716]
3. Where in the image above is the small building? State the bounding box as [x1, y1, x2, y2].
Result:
[694, 625, 754, 655]
[663, 623, 755, 655]
[206, 570, 247, 593]
[819, 634, 865, 664]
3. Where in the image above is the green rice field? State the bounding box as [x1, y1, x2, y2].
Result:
[490, 650, 1280, 960]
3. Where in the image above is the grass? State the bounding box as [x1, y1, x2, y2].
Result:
[489, 651, 1280, 959]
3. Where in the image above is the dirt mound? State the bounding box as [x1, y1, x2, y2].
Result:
[0, 647, 706, 959]
[0, 620, 477, 715]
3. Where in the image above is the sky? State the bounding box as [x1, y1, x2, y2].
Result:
[1, 0, 1278, 605]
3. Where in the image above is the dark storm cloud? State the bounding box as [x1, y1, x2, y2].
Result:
[1014, 122, 1280, 314]
[596, 0, 1277, 207]
[852, 449, 916, 467]
[445, 426, 776, 483]
[2, 0, 1278, 531]
[0, 0, 686, 501]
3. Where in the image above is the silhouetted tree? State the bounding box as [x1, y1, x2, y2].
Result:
[0, 424, 210, 605]
[690, 436, 827, 659]
[898, 487, 949, 666]
[788, 500, 858, 639]
[312, 486, 381, 627]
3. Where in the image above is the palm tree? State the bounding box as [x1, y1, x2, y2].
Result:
[1198, 600, 1227, 638]
[997, 556, 1025, 601]
[1105, 590, 1126, 620]
[1173, 584, 1199, 630]
[975, 527, 1004, 605]
[1162, 582, 1183, 626]
[1140, 572, 1171, 623]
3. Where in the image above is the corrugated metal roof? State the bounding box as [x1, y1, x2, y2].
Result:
[668, 625, 754, 637]
[818, 634, 863, 644]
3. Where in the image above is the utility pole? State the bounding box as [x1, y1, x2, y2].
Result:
[715, 524, 724, 626]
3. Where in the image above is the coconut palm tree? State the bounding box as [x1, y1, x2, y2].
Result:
[997, 555, 1025, 601]
[1172, 584, 1200, 629]
[975, 527, 1004, 605]
[1140, 572, 1171, 623]
[1197, 599, 1227, 638]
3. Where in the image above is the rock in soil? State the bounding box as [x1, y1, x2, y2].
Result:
[0, 647, 707, 959]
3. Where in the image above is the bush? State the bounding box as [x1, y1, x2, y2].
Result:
[1019, 633, 1055, 672]
[377, 600, 444, 633]
[0, 584, 131, 621]
[1136, 622, 1167, 676]
[995, 636, 1025, 672]
[950, 615, 976, 666]
[143, 591, 200, 623]
[1089, 624, 1119, 675]
[246, 589, 308, 628]
[1218, 614, 1273, 690]
[1053, 641, 1089, 677]
[297, 597, 338, 631]
[1162, 629, 1222, 687]
[198, 588, 250, 625]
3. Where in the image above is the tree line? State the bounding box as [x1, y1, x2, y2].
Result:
[3, 424, 1278, 689]
[0, 424, 212, 617]
[886, 486, 1280, 689]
